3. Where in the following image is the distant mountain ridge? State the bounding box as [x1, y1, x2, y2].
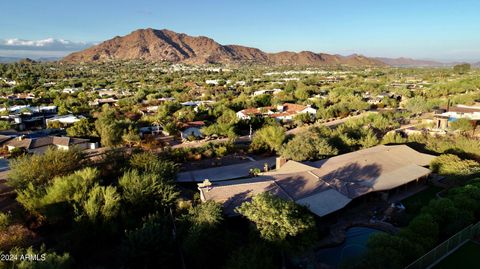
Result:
[374, 57, 449, 67]
[0, 56, 60, 63]
[63, 28, 385, 66]
[0, 56, 22, 63]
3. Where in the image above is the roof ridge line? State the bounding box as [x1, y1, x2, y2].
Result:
[271, 179, 295, 201]
[206, 178, 273, 188]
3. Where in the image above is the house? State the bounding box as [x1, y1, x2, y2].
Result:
[236, 103, 316, 121]
[2, 93, 36, 101]
[270, 103, 317, 121]
[236, 107, 271, 120]
[89, 98, 118, 106]
[157, 97, 176, 103]
[0, 105, 57, 115]
[198, 145, 435, 217]
[4, 136, 97, 154]
[205, 79, 220, 85]
[0, 105, 58, 131]
[205, 79, 231, 86]
[235, 81, 246, 86]
[433, 104, 480, 130]
[180, 101, 214, 112]
[181, 100, 214, 107]
[252, 88, 283, 96]
[62, 88, 80, 94]
[0, 78, 17, 86]
[180, 121, 205, 140]
[45, 114, 84, 127]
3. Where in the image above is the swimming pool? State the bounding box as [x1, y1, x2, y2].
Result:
[316, 226, 382, 268]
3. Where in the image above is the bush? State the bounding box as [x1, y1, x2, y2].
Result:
[0, 212, 10, 230]
[430, 154, 480, 176]
[9, 147, 84, 190]
[0, 224, 35, 251]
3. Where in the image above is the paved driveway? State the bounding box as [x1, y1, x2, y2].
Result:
[177, 157, 276, 182]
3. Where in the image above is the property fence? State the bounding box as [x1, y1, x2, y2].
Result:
[405, 221, 480, 269]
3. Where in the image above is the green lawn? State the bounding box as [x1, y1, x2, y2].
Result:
[401, 186, 443, 217]
[433, 241, 480, 269]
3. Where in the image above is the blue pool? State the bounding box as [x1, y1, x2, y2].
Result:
[316, 227, 382, 268]
[448, 117, 458, 122]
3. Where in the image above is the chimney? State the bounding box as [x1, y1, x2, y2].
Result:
[17, 135, 25, 141]
[277, 105, 284, 112]
[276, 157, 287, 169]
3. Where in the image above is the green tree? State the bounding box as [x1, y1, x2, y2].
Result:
[95, 105, 123, 147]
[359, 129, 379, 149]
[404, 96, 430, 114]
[281, 131, 338, 161]
[66, 118, 97, 137]
[251, 125, 286, 153]
[122, 213, 176, 268]
[453, 63, 471, 74]
[0, 120, 11, 130]
[82, 185, 121, 223]
[236, 192, 315, 244]
[129, 152, 178, 181]
[182, 201, 226, 269]
[188, 200, 223, 228]
[16, 167, 99, 217]
[381, 132, 407, 144]
[119, 170, 179, 215]
[122, 126, 141, 147]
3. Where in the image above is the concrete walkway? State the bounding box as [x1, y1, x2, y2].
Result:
[176, 157, 276, 182]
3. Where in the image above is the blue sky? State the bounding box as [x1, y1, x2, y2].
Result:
[1, 0, 480, 61]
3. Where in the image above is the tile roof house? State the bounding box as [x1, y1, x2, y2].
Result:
[236, 103, 317, 121]
[4, 136, 94, 154]
[199, 145, 435, 217]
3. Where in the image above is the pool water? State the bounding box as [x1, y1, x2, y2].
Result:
[316, 227, 382, 268]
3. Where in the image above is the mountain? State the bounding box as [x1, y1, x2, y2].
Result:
[374, 57, 447, 67]
[63, 28, 385, 66]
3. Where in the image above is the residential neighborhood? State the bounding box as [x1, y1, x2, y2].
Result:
[1, 2, 480, 268]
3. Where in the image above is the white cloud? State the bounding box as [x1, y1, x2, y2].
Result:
[0, 38, 93, 51]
